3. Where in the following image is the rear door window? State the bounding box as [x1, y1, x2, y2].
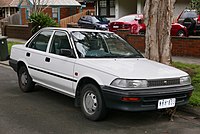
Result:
[50, 31, 71, 55]
[28, 31, 53, 52]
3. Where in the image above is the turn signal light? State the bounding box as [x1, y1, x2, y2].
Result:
[121, 97, 141, 102]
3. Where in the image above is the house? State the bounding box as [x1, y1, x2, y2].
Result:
[94, 0, 191, 21]
[76, 0, 95, 12]
[18, 0, 81, 25]
[0, 0, 19, 20]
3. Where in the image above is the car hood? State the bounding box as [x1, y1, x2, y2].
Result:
[172, 23, 186, 28]
[77, 58, 188, 79]
[110, 21, 133, 25]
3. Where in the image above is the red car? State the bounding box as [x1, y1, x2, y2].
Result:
[109, 14, 188, 37]
[177, 9, 200, 35]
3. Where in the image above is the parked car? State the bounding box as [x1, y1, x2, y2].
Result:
[177, 9, 200, 35]
[109, 14, 188, 37]
[78, 15, 109, 30]
[9, 28, 193, 121]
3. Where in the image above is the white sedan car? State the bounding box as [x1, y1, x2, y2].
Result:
[9, 28, 193, 121]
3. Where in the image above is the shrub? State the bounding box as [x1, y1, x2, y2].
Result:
[190, 0, 200, 13]
[29, 12, 58, 34]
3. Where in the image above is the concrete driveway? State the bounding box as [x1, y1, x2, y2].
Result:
[0, 65, 200, 134]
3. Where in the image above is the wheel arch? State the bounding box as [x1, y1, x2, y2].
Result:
[176, 29, 187, 37]
[74, 77, 101, 107]
[17, 60, 28, 75]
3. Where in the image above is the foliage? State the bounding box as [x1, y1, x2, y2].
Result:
[190, 0, 200, 13]
[172, 62, 200, 106]
[8, 42, 22, 55]
[29, 12, 58, 34]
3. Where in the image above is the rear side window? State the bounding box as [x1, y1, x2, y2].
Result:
[28, 31, 53, 52]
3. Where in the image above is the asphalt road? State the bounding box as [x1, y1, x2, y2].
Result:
[0, 65, 200, 134]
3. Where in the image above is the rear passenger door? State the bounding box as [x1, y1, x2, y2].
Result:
[42, 31, 76, 96]
[25, 30, 53, 84]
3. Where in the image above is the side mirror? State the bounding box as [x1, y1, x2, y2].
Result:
[60, 49, 75, 58]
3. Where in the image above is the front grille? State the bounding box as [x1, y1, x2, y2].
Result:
[148, 78, 180, 87]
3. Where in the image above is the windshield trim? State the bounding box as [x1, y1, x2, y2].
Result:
[70, 31, 144, 59]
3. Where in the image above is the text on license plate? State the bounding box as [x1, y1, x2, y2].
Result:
[158, 98, 176, 109]
[113, 26, 119, 28]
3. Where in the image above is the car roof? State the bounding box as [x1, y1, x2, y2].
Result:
[41, 27, 113, 33]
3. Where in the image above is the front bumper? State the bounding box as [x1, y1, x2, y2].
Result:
[101, 85, 193, 111]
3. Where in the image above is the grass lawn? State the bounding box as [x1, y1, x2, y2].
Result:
[172, 62, 200, 106]
[8, 41, 23, 55]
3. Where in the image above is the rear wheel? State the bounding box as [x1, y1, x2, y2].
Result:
[80, 84, 107, 121]
[176, 30, 185, 37]
[18, 66, 35, 92]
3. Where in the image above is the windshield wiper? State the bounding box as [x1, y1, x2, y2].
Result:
[122, 54, 144, 58]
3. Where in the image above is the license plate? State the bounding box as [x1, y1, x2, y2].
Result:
[158, 98, 176, 109]
[113, 26, 119, 28]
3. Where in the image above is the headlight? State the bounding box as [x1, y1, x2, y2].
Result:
[180, 76, 191, 85]
[111, 79, 148, 88]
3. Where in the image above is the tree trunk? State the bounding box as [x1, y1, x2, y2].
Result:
[144, 0, 176, 65]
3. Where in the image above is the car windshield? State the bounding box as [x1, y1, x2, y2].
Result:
[117, 15, 137, 22]
[180, 10, 198, 19]
[95, 16, 109, 22]
[92, 16, 100, 23]
[71, 31, 143, 58]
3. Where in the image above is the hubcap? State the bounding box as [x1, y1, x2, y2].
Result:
[83, 90, 98, 115]
[178, 32, 184, 37]
[21, 72, 28, 86]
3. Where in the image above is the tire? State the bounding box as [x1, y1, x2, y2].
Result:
[18, 66, 35, 92]
[176, 30, 185, 37]
[183, 18, 196, 35]
[80, 84, 107, 121]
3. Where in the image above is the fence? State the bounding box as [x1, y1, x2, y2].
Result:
[0, 12, 20, 25]
[60, 9, 95, 28]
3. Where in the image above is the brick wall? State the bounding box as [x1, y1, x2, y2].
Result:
[117, 30, 200, 57]
[60, 8, 68, 19]
[21, 8, 27, 25]
[4, 23, 32, 40]
[172, 37, 200, 57]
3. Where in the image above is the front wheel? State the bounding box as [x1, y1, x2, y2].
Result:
[18, 66, 35, 92]
[80, 84, 107, 121]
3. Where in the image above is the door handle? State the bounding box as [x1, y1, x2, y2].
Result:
[26, 52, 30, 57]
[45, 57, 50, 62]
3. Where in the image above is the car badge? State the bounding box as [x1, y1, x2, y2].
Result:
[164, 81, 168, 85]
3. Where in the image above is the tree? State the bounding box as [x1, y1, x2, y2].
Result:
[144, 0, 176, 65]
[31, 0, 49, 13]
[29, 12, 58, 34]
[28, 0, 56, 33]
[190, 0, 200, 13]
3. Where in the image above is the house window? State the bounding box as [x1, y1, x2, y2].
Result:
[26, 8, 30, 19]
[99, 0, 115, 17]
[10, 8, 14, 15]
[52, 8, 58, 18]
